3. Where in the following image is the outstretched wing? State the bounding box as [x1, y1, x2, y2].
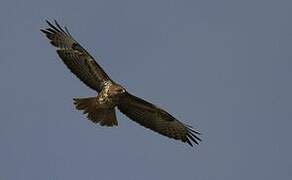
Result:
[118, 93, 201, 146]
[41, 20, 111, 92]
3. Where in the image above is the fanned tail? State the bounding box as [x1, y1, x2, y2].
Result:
[73, 97, 118, 127]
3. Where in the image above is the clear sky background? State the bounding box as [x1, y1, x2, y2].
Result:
[0, 0, 291, 179]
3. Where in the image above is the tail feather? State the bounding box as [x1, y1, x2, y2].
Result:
[73, 97, 118, 127]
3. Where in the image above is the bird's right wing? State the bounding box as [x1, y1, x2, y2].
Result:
[41, 20, 111, 92]
[118, 92, 201, 146]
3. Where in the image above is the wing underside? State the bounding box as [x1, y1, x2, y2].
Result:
[41, 20, 111, 92]
[118, 93, 201, 146]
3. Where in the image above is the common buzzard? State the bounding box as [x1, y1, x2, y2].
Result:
[41, 20, 201, 146]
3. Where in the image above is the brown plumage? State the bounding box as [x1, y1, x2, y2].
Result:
[41, 20, 201, 146]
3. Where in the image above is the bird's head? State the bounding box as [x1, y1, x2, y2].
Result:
[108, 84, 126, 98]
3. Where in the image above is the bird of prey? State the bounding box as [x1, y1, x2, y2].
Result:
[41, 20, 201, 146]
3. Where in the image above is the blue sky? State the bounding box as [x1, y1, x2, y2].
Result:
[0, 0, 291, 179]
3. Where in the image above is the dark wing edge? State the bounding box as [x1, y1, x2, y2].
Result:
[118, 92, 201, 147]
[40, 20, 111, 92]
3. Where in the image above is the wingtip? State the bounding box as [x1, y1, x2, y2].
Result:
[40, 29, 46, 33]
[185, 138, 194, 147]
[184, 125, 202, 147]
[187, 133, 199, 145]
[45, 19, 52, 26]
[190, 128, 201, 135]
[190, 130, 202, 141]
[54, 19, 59, 27]
[64, 26, 72, 36]
[41, 19, 50, 32]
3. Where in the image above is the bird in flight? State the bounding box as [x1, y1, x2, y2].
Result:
[41, 20, 201, 146]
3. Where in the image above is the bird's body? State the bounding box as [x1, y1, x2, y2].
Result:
[73, 81, 125, 126]
[41, 20, 201, 146]
[96, 81, 125, 107]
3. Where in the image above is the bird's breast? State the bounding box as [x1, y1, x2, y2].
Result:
[97, 84, 119, 108]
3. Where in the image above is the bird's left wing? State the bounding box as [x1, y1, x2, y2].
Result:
[118, 92, 201, 146]
[41, 20, 111, 92]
